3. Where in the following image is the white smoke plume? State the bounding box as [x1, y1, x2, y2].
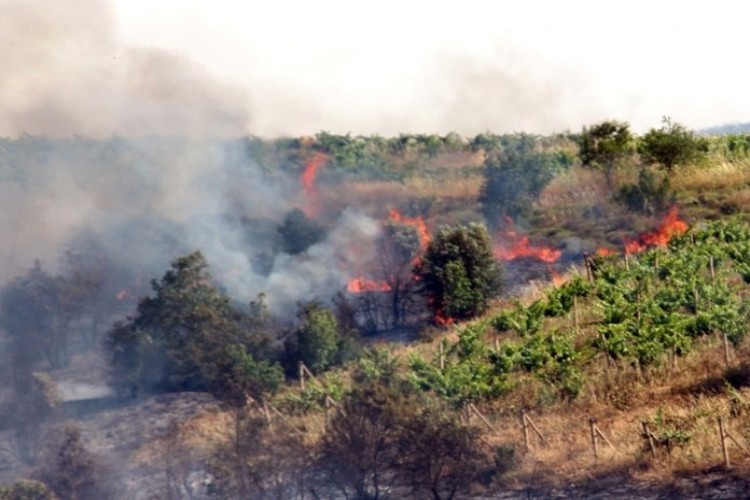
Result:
[0, 0, 251, 138]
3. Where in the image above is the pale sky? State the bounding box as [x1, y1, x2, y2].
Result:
[4, 0, 750, 137]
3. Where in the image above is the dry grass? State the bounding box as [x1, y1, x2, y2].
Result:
[672, 161, 750, 193]
[538, 166, 610, 208]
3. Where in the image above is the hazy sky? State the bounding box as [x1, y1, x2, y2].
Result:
[6, 0, 750, 137]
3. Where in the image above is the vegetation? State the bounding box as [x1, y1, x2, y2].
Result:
[639, 117, 709, 173]
[418, 223, 502, 322]
[6, 121, 750, 496]
[104, 251, 283, 400]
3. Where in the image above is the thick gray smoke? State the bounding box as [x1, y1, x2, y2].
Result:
[0, 137, 382, 313]
[0, 0, 384, 312]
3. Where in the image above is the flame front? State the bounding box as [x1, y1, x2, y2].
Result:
[494, 218, 561, 263]
[347, 277, 392, 293]
[624, 207, 688, 254]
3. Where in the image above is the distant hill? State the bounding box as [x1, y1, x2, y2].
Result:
[701, 122, 750, 135]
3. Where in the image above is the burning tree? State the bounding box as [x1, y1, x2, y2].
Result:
[418, 223, 502, 323]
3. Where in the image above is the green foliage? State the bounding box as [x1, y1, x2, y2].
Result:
[639, 117, 709, 173]
[578, 120, 634, 185]
[219, 345, 284, 406]
[296, 301, 342, 373]
[286, 300, 360, 375]
[479, 134, 565, 219]
[617, 167, 672, 214]
[276, 208, 326, 255]
[409, 326, 511, 406]
[419, 223, 502, 321]
[104, 251, 281, 399]
[0, 480, 56, 500]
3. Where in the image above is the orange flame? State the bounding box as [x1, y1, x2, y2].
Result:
[550, 267, 566, 287]
[596, 248, 616, 257]
[388, 209, 430, 251]
[347, 277, 392, 293]
[494, 218, 561, 263]
[624, 207, 688, 255]
[434, 310, 454, 326]
[301, 152, 328, 196]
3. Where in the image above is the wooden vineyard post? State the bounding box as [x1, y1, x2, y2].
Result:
[589, 418, 616, 462]
[299, 361, 305, 391]
[717, 417, 750, 469]
[521, 411, 548, 449]
[573, 296, 580, 332]
[468, 403, 498, 435]
[641, 421, 657, 458]
[590, 419, 598, 460]
[723, 334, 731, 367]
[719, 417, 730, 468]
[710, 255, 716, 280]
[324, 394, 330, 428]
[439, 342, 445, 371]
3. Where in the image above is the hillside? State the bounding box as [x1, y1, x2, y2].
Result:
[3, 125, 750, 498]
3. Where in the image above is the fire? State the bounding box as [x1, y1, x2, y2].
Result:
[550, 267, 566, 287]
[300, 152, 328, 196]
[624, 207, 688, 254]
[347, 277, 392, 293]
[388, 209, 430, 251]
[596, 247, 616, 257]
[494, 218, 561, 263]
[434, 310, 454, 326]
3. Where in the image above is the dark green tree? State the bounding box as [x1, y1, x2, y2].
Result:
[291, 301, 358, 374]
[639, 117, 709, 174]
[418, 224, 502, 322]
[578, 120, 634, 186]
[479, 134, 562, 220]
[104, 251, 280, 397]
[1, 261, 73, 373]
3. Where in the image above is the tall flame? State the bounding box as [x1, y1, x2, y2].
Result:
[494, 218, 561, 263]
[301, 152, 328, 196]
[624, 207, 688, 254]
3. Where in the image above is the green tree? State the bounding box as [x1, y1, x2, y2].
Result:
[578, 120, 634, 186]
[418, 224, 502, 322]
[639, 117, 709, 174]
[291, 301, 356, 374]
[104, 251, 280, 397]
[479, 134, 561, 220]
[1, 261, 73, 373]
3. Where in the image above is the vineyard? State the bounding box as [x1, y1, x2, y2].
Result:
[408, 217, 750, 407]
